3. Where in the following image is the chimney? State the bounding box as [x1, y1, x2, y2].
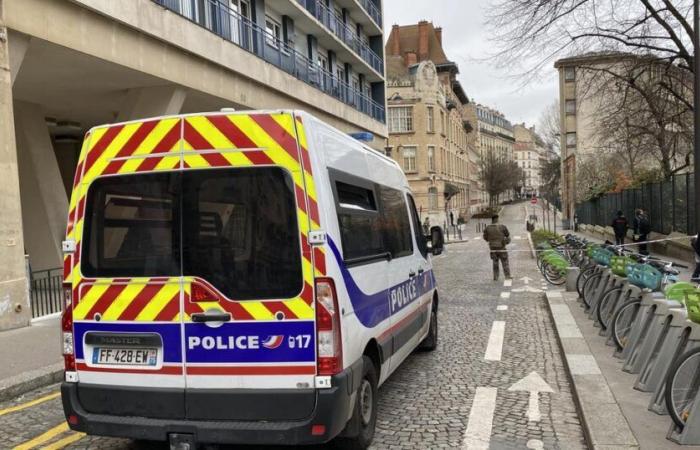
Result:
[391, 24, 400, 56]
[435, 27, 442, 46]
[418, 20, 429, 61]
[405, 51, 418, 66]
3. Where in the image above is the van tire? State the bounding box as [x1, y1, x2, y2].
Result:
[335, 356, 378, 450]
[418, 303, 438, 351]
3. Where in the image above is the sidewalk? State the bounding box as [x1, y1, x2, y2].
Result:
[0, 316, 62, 402]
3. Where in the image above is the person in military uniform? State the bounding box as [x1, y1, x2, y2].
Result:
[483, 215, 512, 281]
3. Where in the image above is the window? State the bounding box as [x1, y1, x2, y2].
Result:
[566, 99, 576, 115]
[566, 132, 577, 148]
[82, 167, 303, 300]
[428, 146, 435, 172]
[427, 106, 435, 133]
[388, 106, 414, 133]
[564, 67, 575, 81]
[379, 187, 413, 258]
[407, 194, 428, 258]
[265, 16, 281, 48]
[440, 110, 446, 135]
[402, 146, 417, 172]
[428, 187, 438, 210]
[335, 181, 384, 261]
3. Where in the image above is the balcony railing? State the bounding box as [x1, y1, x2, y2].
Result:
[357, 0, 382, 28]
[296, 0, 384, 74]
[152, 0, 385, 123]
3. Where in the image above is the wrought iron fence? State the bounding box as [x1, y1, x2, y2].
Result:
[30, 268, 63, 318]
[576, 173, 695, 235]
[152, 0, 385, 123]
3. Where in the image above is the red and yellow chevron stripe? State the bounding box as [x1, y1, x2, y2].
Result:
[65, 112, 325, 322]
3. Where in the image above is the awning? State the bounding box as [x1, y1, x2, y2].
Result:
[443, 183, 461, 200]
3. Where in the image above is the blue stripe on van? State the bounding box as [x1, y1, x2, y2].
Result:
[328, 239, 435, 328]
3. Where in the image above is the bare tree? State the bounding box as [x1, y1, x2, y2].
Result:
[480, 153, 525, 206]
[538, 100, 561, 155]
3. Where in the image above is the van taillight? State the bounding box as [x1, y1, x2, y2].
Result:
[315, 278, 342, 375]
[61, 283, 75, 372]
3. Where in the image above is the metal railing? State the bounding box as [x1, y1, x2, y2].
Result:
[152, 0, 385, 123]
[296, 0, 384, 74]
[30, 268, 63, 318]
[357, 0, 382, 28]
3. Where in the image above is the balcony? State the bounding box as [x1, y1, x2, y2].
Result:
[357, 0, 382, 28]
[152, 0, 384, 123]
[296, 0, 383, 75]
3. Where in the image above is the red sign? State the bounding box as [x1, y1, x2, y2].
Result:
[530, 198, 538, 204]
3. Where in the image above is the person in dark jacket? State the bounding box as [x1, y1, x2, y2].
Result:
[691, 235, 700, 282]
[611, 210, 629, 246]
[483, 215, 512, 281]
[633, 209, 651, 255]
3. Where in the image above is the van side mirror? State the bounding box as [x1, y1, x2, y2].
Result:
[427, 226, 444, 255]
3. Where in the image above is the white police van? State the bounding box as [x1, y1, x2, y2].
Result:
[60, 110, 443, 449]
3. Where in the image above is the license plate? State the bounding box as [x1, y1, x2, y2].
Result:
[92, 348, 157, 366]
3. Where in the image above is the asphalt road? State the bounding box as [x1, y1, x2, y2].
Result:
[0, 203, 587, 449]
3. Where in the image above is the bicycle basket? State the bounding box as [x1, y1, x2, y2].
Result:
[592, 248, 614, 266]
[684, 290, 700, 324]
[664, 282, 696, 304]
[627, 264, 662, 290]
[586, 244, 599, 258]
[610, 256, 634, 277]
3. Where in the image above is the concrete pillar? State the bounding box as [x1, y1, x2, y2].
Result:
[14, 101, 69, 272]
[116, 85, 187, 122]
[7, 30, 28, 86]
[0, 0, 31, 331]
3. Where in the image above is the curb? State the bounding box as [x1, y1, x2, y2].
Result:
[526, 232, 536, 259]
[0, 363, 63, 403]
[544, 290, 639, 449]
[445, 239, 469, 245]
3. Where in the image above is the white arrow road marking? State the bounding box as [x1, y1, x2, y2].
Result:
[500, 291, 510, 299]
[503, 279, 512, 287]
[497, 305, 508, 311]
[484, 321, 506, 361]
[462, 387, 497, 450]
[513, 235, 522, 240]
[508, 372, 555, 422]
[519, 276, 532, 284]
[512, 286, 543, 293]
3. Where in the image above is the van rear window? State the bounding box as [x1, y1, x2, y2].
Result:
[82, 168, 303, 300]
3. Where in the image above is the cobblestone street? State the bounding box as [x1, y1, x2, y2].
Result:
[0, 204, 587, 449]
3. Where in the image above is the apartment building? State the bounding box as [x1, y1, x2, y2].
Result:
[514, 124, 546, 197]
[384, 21, 477, 228]
[0, 0, 386, 329]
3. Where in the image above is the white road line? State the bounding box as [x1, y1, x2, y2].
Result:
[500, 291, 510, 299]
[497, 305, 508, 311]
[503, 279, 512, 287]
[462, 387, 498, 450]
[484, 321, 506, 361]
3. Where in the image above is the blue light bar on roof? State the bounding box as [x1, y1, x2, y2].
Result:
[349, 132, 374, 142]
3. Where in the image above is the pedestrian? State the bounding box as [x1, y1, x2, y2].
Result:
[633, 208, 651, 255]
[691, 235, 700, 282]
[422, 217, 430, 235]
[611, 210, 629, 246]
[483, 214, 512, 281]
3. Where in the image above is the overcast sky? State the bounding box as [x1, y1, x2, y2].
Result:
[384, 0, 559, 128]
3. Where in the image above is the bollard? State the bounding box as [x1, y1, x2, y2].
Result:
[617, 291, 664, 360]
[635, 308, 688, 393]
[566, 267, 580, 292]
[648, 321, 700, 415]
[623, 299, 684, 374]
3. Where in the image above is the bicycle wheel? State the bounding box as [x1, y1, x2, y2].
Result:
[666, 347, 700, 429]
[596, 287, 623, 330]
[576, 266, 595, 297]
[543, 263, 566, 285]
[581, 272, 601, 309]
[612, 299, 641, 351]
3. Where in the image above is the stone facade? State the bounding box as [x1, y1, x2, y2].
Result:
[514, 124, 546, 196]
[385, 22, 479, 228]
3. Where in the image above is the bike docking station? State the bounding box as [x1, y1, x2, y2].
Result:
[648, 320, 700, 415]
[616, 290, 664, 360]
[604, 282, 642, 346]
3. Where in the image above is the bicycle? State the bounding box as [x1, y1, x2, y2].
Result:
[665, 346, 700, 429]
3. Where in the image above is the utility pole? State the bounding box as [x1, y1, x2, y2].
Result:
[695, 0, 700, 238]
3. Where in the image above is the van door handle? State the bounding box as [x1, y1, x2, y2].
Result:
[409, 270, 416, 278]
[191, 312, 232, 323]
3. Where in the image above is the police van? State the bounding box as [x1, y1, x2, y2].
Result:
[60, 110, 443, 449]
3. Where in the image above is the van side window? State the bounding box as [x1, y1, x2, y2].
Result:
[379, 187, 413, 259]
[335, 181, 385, 261]
[407, 194, 429, 258]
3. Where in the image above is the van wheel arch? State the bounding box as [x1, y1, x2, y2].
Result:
[362, 339, 382, 376]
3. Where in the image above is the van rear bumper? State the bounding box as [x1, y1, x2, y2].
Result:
[61, 362, 360, 446]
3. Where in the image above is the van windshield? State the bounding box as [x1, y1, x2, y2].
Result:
[82, 167, 303, 300]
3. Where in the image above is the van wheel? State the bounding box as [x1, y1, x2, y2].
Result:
[418, 304, 438, 351]
[335, 356, 378, 450]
